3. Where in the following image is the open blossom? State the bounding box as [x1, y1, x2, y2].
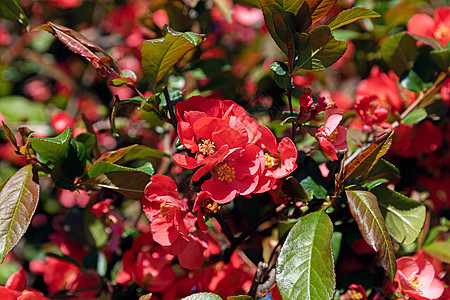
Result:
[142, 174, 189, 248]
[0, 269, 49, 300]
[354, 95, 389, 131]
[314, 114, 348, 160]
[394, 256, 444, 300]
[407, 7, 450, 47]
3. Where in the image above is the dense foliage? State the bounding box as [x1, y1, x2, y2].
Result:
[0, 0, 449, 299]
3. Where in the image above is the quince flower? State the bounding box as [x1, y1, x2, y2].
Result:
[314, 114, 348, 160]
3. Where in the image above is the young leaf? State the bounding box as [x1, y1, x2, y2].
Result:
[1, 121, 19, 150]
[139, 293, 153, 300]
[80, 171, 150, 200]
[0, 165, 40, 262]
[260, 0, 304, 54]
[381, 32, 418, 77]
[182, 293, 222, 300]
[372, 185, 425, 245]
[345, 189, 396, 280]
[343, 131, 394, 182]
[310, 0, 336, 24]
[297, 25, 347, 71]
[325, 7, 380, 30]
[88, 161, 154, 178]
[30, 126, 72, 164]
[423, 241, 450, 263]
[276, 210, 335, 300]
[402, 108, 427, 125]
[34, 22, 120, 75]
[141, 26, 205, 92]
[0, 0, 29, 30]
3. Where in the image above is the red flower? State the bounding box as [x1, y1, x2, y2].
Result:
[314, 114, 348, 160]
[142, 174, 189, 248]
[407, 7, 450, 47]
[394, 256, 444, 300]
[341, 284, 368, 300]
[354, 95, 389, 131]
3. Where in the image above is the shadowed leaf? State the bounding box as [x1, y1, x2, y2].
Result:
[0, 0, 29, 29]
[326, 7, 380, 30]
[346, 189, 396, 280]
[277, 210, 335, 300]
[381, 32, 418, 76]
[0, 165, 40, 262]
[358, 158, 400, 188]
[343, 131, 394, 182]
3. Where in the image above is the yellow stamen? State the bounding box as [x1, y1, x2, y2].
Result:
[160, 202, 174, 218]
[265, 153, 281, 169]
[409, 275, 423, 291]
[435, 27, 449, 41]
[347, 290, 364, 300]
[198, 139, 216, 156]
[212, 163, 235, 182]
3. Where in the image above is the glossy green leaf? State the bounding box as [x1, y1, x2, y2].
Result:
[358, 158, 400, 188]
[381, 32, 418, 77]
[343, 131, 394, 182]
[400, 70, 425, 92]
[330, 231, 342, 263]
[182, 293, 222, 300]
[142, 26, 205, 92]
[402, 108, 427, 125]
[75, 133, 97, 157]
[30, 126, 72, 164]
[297, 25, 347, 71]
[271, 61, 291, 91]
[0, 165, 40, 262]
[277, 210, 335, 300]
[430, 49, 450, 69]
[345, 189, 396, 281]
[80, 171, 150, 200]
[98, 144, 168, 162]
[300, 176, 327, 200]
[0, 0, 29, 29]
[88, 161, 153, 178]
[260, 0, 304, 53]
[423, 241, 450, 263]
[326, 7, 380, 30]
[372, 185, 425, 245]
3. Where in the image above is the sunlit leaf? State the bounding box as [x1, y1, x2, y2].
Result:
[30, 126, 72, 164]
[310, 0, 336, 24]
[0, 165, 40, 262]
[343, 131, 394, 182]
[182, 293, 222, 300]
[358, 158, 400, 188]
[430, 49, 450, 69]
[402, 108, 427, 125]
[139, 293, 153, 300]
[1, 121, 18, 150]
[88, 161, 153, 178]
[346, 189, 396, 280]
[381, 32, 418, 77]
[326, 7, 380, 30]
[423, 241, 450, 263]
[0, 0, 29, 30]
[372, 185, 425, 245]
[297, 25, 347, 71]
[141, 26, 205, 92]
[213, 0, 233, 23]
[277, 210, 335, 300]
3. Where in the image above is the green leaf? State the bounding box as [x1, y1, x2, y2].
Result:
[400, 70, 425, 92]
[260, 0, 304, 53]
[282, 176, 308, 201]
[84, 210, 108, 249]
[276, 210, 335, 300]
[80, 171, 150, 200]
[75, 133, 97, 158]
[310, 0, 336, 24]
[326, 7, 380, 30]
[141, 26, 205, 92]
[343, 131, 394, 182]
[430, 49, 450, 69]
[423, 241, 450, 263]
[227, 296, 252, 300]
[88, 161, 150, 178]
[402, 108, 427, 125]
[182, 293, 222, 300]
[97, 144, 168, 164]
[0, 165, 40, 262]
[381, 32, 418, 77]
[271, 61, 291, 91]
[358, 159, 400, 188]
[83, 251, 107, 277]
[297, 25, 347, 71]
[0, 96, 46, 122]
[372, 185, 426, 245]
[345, 189, 396, 281]
[0, 0, 29, 30]
[30, 126, 72, 164]
[300, 176, 327, 200]
[139, 293, 153, 300]
[273, 11, 296, 61]
[330, 231, 342, 263]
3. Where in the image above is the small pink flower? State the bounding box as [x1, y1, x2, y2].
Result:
[315, 114, 347, 160]
[395, 256, 444, 300]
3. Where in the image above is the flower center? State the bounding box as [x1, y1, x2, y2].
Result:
[347, 290, 364, 300]
[265, 153, 281, 169]
[327, 127, 339, 142]
[212, 163, 235, 182]
[198, 139, 215, 156]
[435, 27, 449, 41]
[159, 202, 174, 218]
[409, 275, 423, 291]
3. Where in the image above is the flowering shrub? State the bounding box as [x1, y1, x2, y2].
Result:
[0, 0, 449, 299]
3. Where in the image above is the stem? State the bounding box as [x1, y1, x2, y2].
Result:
[286, 74, 296, 141]
[163, 86, 178, 131]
